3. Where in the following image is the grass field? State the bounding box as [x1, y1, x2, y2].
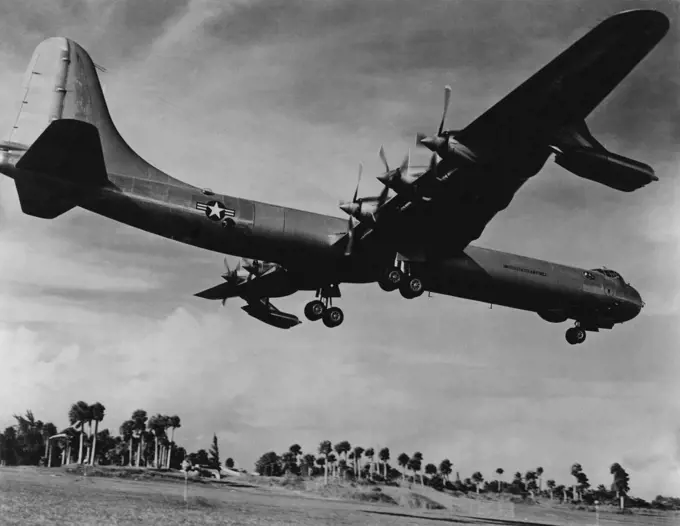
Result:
[1, 466, 678, 525]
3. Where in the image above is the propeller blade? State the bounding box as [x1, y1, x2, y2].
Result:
[353, 163, 362, 202]
[344, 217, 355, 256]
[377, 184, 390, 206]
[399, 149, 410, 175]
[379, 145, 390, 172]
[437, 85, 452, 136]
[429, 152, 438, 171]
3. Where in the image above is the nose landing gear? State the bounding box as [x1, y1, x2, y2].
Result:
[304, 284, 344, 328]
[565, 325, 586, 345]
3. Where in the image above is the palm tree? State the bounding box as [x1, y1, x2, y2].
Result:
[119, 420, 135, 466]
[439, 459, 453, 482]
[546, 479, 556, 500]
[89, 402, 105, 465]
[364, 448, 375, 480]
[68, 401, 90, 464]
[379, 447, 390, 479]
[513, 471, 523, 490]
[318, 440, 332, 485]
[536, 466, 544, 493]
[495, 468, 504, 492]
[471, 471, 484, 494]
[425, 463, 437, 481]
[147, 414, 168, 468]
[131, 410, 148, 467]
[334, 441, 351, 463]
[525, 470, 537, 497]
[352, 446, 364, 478]
[412, 452, 424, 486]
[166, 415, 181, 469]
[302, 453, 316, 477]
[570, 463, 583, 502]
[41, 423, 57, 466]
[397, 453, 410, 482]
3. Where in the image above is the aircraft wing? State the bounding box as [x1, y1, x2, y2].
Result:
[349, 10, 668, 260]
[453, 10, 669, 159]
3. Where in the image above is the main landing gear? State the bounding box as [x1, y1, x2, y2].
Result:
[565, 324, 586, 345]
[304, 284, 344, 328]
[378, 261, 425, 299]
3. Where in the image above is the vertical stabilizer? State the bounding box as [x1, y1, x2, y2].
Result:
[8, 37, 190, 187]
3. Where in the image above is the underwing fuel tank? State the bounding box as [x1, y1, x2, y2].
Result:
[554, 147, 658, 192]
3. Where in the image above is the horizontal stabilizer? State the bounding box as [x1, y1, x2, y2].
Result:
[195, 264, 298, 301]
[195, 281, 236, 300]
[14, 171, 76, 219]
[16, 119, 108, 187]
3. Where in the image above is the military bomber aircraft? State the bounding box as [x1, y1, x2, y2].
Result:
[0, 10, 669, 344]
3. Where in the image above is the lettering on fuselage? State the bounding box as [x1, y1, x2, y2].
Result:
[503, 264, 547, 277]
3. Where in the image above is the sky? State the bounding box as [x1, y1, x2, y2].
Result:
[0, 0, 679, 499]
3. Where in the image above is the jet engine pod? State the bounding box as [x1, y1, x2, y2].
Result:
[554, 147, 657, 192]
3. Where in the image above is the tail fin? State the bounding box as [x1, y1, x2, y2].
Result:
[8, 36, 188, 185]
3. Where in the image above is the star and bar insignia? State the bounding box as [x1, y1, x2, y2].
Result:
[196, 200, 236, 221]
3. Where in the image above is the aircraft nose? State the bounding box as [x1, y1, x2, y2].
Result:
[622, 285, 644, 320]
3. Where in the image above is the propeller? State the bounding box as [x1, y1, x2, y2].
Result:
[340, 163, 363, 256]
[416, 84, 452, 152]
[376, 148, 411, 188]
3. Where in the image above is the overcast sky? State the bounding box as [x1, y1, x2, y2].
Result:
[0, 0, 678, 499]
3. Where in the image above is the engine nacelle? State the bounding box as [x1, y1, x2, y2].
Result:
[554, 148, 657, 192]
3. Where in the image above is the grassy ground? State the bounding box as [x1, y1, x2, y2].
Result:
[1, 466, 678, 526]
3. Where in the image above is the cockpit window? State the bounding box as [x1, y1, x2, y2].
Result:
[589, 268, 625, 282]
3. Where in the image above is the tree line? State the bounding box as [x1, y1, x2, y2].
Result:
[1, 405, 184, 469]
[254, 440, 677, 511]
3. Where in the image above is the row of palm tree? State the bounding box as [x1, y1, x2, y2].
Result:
[254, 439, 637, 508]
[1, 405, 182, 470]
[118, 411, 181, 469]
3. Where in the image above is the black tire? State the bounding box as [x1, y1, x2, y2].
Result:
[322, 307, 344, 328]
[304, 300, 325, 321]
[565, 327, 586, 345]
[400, 277, 424, 299]
[379, 268, 403, 292]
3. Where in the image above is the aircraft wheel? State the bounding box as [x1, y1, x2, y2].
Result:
[322, 306, 344, 328]
[400, 277, 425, 299]
[378, 268, 403, 292]
[304, 300, 325, 321]
[565, 327, 586, 345]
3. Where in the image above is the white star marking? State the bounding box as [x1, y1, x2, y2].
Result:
[207, 202, 224, 218]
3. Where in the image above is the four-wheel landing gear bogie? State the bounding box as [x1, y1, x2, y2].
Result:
[304, 285, 344, 328]
[378, 264, 425, 299]
[565, 326, 586, 345]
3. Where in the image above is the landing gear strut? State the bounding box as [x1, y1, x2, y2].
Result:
[304, 285, 344, 328]
[378, 260, 425, 299]
[565, 325, 586, 345]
